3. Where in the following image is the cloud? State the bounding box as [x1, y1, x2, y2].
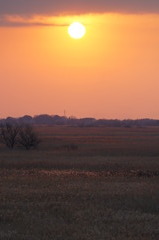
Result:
[0, 16, 68, 27]
[0, 0, 159, 27]
[0, 21, 66, 27]
[1, 0, 159, 15]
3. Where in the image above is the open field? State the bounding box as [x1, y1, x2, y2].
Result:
[0, 126, 159, 240]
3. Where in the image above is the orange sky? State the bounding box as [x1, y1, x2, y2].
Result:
[0, 14, 159, 119]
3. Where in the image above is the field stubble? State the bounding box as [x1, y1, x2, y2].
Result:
[0, 126, 159, 240]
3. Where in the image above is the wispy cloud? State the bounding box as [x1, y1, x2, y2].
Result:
[0, 15, 68, 27]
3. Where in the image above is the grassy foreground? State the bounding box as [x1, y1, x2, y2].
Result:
[0, 126, 159, 240]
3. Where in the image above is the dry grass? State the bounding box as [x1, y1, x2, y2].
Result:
[0, 126, 159, 239]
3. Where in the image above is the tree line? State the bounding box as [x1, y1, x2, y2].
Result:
[1, 114, 159, 127]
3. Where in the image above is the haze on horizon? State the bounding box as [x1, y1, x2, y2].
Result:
[0, 0, 159, 119]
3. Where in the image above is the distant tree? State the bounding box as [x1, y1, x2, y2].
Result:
[0, 123, 19, 149]
[18, 125, 40, 150]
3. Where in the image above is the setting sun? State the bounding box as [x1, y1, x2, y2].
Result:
[68, 22, 86, 39]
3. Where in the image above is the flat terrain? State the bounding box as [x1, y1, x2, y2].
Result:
[0, 126, 159, 240]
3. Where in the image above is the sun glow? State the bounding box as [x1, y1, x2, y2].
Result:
[68, 22, 86, 39]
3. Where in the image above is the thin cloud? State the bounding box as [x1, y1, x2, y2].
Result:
[0, 22, 66, 27]
[0, 15, 68, 27]
[0, 17, 68, 27]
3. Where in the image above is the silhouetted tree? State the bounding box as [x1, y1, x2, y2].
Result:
[0, 123, 19, 149]
[18, 125, 40, 150]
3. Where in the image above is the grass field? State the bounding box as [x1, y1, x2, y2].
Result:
[0, 126, 159, 240]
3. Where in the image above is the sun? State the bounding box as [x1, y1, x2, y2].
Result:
[68, 22, 86, 39]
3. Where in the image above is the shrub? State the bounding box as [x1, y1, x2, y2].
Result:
[0, 123, 20, 149]
[18, 125, 40, 150]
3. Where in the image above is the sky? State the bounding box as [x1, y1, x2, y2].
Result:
[0, 1, 159, 119]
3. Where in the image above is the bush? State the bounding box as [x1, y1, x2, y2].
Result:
[0, 123, 20, 149]
[18, 125, 40, 150]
